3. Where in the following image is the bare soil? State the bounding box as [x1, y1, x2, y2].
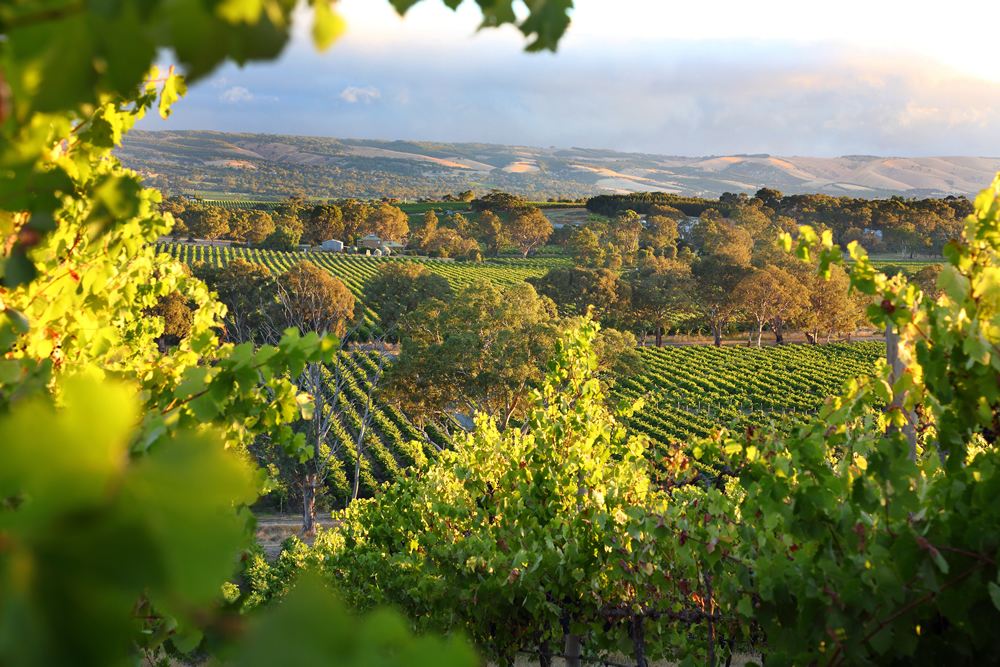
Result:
[254, 514, 340, 561]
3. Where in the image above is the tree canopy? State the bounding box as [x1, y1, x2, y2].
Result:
[361, 261, 454, 335]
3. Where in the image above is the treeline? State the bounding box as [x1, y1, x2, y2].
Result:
[160, 189, 558, 260]
[160, 196, 410, 250]
[589, 187, 973, 256]
[588, 192, 737, 218]
[537, 205, 943, 345]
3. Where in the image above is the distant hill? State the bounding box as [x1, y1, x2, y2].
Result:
[116, 130, 1000, 201]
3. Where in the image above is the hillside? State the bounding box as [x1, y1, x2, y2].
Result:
[116, 130, 1000, 201]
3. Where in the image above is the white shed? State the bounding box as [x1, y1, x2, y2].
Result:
[322, 239, 344, 252]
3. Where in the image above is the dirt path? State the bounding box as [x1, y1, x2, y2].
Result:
[255, 514, 340, 561]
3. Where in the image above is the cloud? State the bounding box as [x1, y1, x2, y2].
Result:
[144, 35, 1000, 159]
[219, 86, 254, 104]
[339, 86, 381, 103]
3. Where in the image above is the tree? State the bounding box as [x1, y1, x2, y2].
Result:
[443, 212, 474, 236]
[302, 204, 344, 245]
[227, 210, 253, 243]
[609, 209, 643, 255]
[762, 265, 808, 344]
[691, 255, 751, 346]
[478, 210, 509, 255]
[795, 262, 856, 344]
[386, 280, 558, 433]
[339, 199, 374, 240]
[629, 256, 693, 347]
[193, 258, 277, 344]
[470, 189, 528, 213]
[568, 226, 604, 266]
[731, 204, 772, 244]
[913, 263, 944, 300]
[642, 214, 680, 251]
[188, 206, 230, 245]
[413, 210, 439, 251]
[243, 210, 276, 245]
[733, 266, 805, 347]
[527, 266, 630, 323]
[703, 220, 753, 265]
[260, 225, 302, 251]
[365, 203, 409, 242]
[362, 261, 454, 334]
[258, 261, 360, 534]
[151, 290, 193, 350]
[271, 261, 356, 341]
[753, 187, 783, 209]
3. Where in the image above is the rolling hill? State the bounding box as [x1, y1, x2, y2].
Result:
[116, 130, 1000, 201]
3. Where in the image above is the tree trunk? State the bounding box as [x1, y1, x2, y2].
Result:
[351, 432, 365, 502]
[746, 328, 753, 347]
[756, 321, 764, 348]
[712, 324, 723, 347]
[301, 472, 317, 536]
[564, 633, 581, 667]
[655, 325, 663, 348]
[805, 331, 816, 345]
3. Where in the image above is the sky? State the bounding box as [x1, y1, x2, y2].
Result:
[143, 0, 1000, 158]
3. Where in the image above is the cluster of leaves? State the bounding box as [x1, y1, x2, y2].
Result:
[0, 0, 576, 665]
[249, 318, 735, 665]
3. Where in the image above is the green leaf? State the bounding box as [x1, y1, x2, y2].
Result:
[159, 72, 188, 119]
[312, 0, 346, 51]
[988, 582, 1000, 612]
[0, 359, 22, 384]
[3, 254, 38, 288]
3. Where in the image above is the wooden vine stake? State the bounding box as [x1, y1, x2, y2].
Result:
[631, 614, 647, 667]
[564, 633, 582, 667]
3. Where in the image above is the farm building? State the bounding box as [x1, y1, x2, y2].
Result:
[358, 235, 404, 254]
[322, 239, 344, 252]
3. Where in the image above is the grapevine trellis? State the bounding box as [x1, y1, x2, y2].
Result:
[199, 200, 281, 211]
[615, 341, 884, 457]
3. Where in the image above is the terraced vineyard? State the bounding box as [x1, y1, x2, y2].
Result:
[614, 341, 885, 452]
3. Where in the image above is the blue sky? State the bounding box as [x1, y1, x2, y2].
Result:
[144, 0, 1000, 157]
